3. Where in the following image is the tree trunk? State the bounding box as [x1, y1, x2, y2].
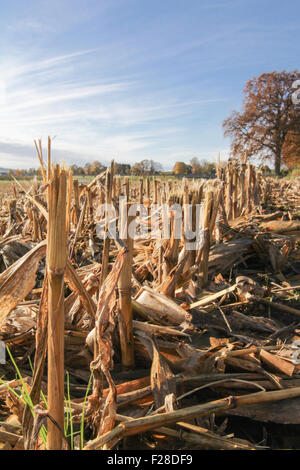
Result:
[274, 149, 281, 175]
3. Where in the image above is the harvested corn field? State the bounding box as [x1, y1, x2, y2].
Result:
[1, 144, 300, 450]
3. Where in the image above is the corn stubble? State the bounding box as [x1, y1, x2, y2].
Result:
[2, 149, 300, 450]
[46, 165, 68, 450]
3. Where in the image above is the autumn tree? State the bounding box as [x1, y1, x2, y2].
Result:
[202, 161, 216, 177]
[90, 161, 106, 175]
[190, 157, 201, 174]
[83, 163, 91, 175]
[77, 166, 85, 175]
[114, 163, 131, 175]
[140, 159, 163, 175]
[282, 131, 300, 169]
[173, 162, 190, 175]
[130, 159, 162, 175]
[223, 70, 300, 174]
[130, 162, 143, 176]
[70, 164, 78, 174]
[189, 158, 216, 176]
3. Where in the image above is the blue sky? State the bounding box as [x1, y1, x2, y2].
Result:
[0, 0, 299, 169]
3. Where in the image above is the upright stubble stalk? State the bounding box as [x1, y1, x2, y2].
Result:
[46, 165, 68, 450]
[118, 200, 134, 369]
[100, 161, 114, 286]
[199, 191, 213, 287]
[226, 161, 233, 221]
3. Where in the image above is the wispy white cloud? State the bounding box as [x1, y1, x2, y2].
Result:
[0, 43, 227, 169]
[6, 82, 131, 111]
[0, 49, 99, 81]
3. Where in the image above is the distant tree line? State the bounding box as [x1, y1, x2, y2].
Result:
[10, 159, 163, 177]
[10, 157, 219, 178]
[173, 158, 216, 177]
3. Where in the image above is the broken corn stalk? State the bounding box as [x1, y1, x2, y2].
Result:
[46, 164, 68, 450]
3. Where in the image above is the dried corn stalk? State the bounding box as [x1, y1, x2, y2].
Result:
[134, 286, 192, 328]
[23, 274, 48, 449]
[46, 165, 68, 450]
[118, 201, 134, 369]
[89, 249, 126, 444]
[0, 240, 46, 327]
